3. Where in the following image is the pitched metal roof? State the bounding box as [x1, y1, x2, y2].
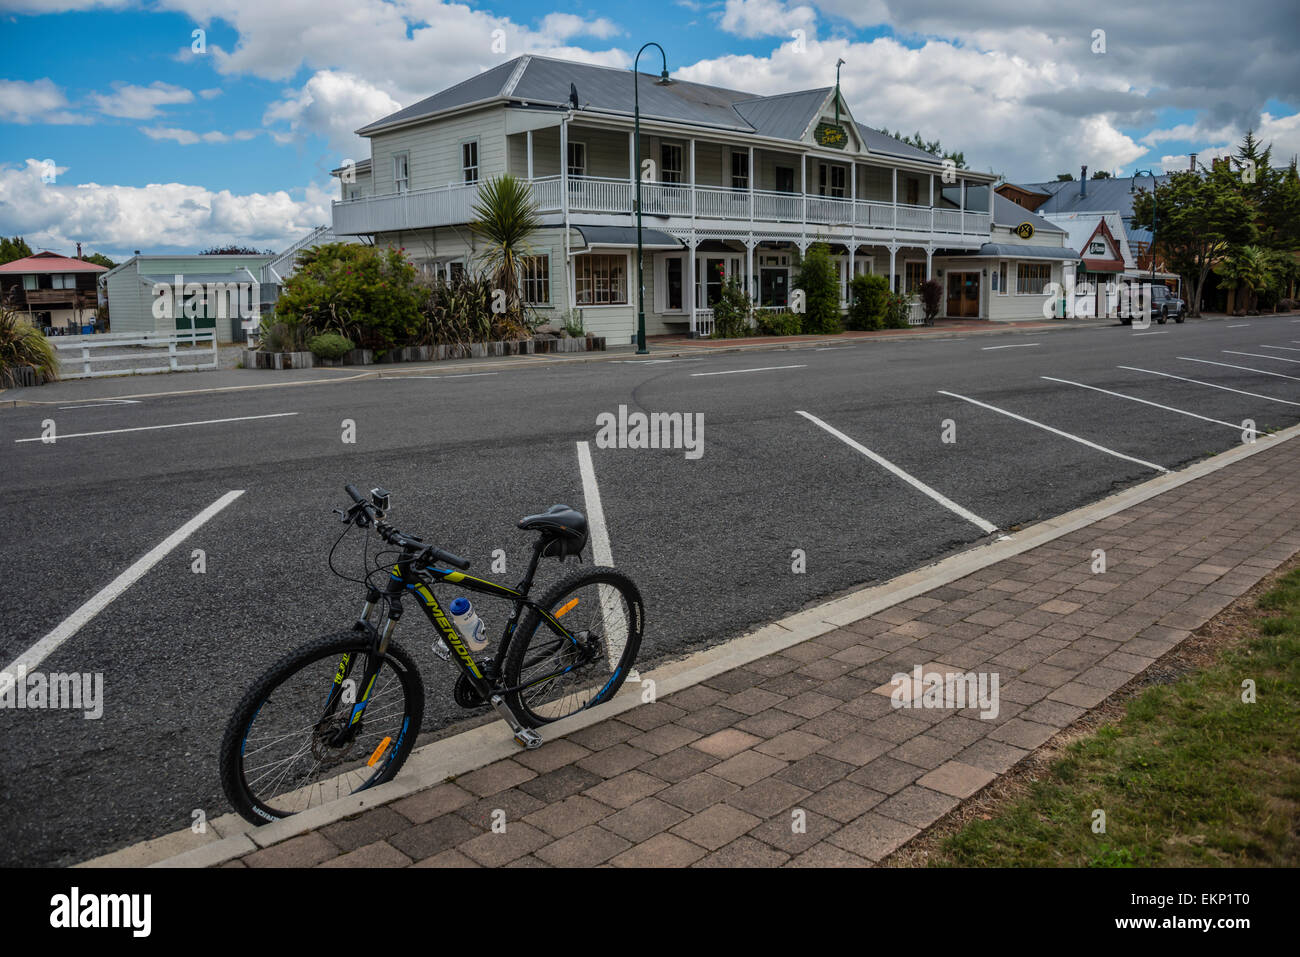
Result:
[0, 251, 108, 274]
[991, 192, 1065, 234]
[1017, 175, 1170, 218]
[355, 54, 952, 166]
[971, 243, 1081, 260]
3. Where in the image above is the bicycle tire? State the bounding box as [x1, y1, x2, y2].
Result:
[219, 631, 424, 825]
[503, 566, 644, 727]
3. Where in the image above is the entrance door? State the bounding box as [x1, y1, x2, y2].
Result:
[946, 272, 980, 317]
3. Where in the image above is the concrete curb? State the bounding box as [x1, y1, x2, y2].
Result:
[83, 420, 1299, 867]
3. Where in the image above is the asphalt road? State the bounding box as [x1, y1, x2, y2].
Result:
[2, 315, 1298, 865]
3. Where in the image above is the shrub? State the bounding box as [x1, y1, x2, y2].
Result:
[258, 319, 306, 353]
[795, 243, 841, 334]
[754, 311, 802, 336]
[275, 243, 421, 351]
[847, 273, 889, 330]
[0, 305, 57, 386]
[560, 310, 584, 338]
[710, 277, 754, 339]
[884, 292, 912, 329]
[307, 332, 354, 360]
[919, 277, 943, 323]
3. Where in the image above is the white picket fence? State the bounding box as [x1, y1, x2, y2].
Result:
[53, 330, 218, 379]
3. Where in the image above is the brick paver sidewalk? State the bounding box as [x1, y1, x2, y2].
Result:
[228, 439, 1300, 868]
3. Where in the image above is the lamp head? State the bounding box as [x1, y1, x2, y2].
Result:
[658, 69, 671, 84]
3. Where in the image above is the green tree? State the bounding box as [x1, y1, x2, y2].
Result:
[795, 243, 841, 334]
[1217, 245, 1273, 313]
[710, 277, 753, 338]
[469, 174, 540, 336]
[200, 244, 273, 255]
[1091, 170, 1113, 179]
[0, 236, 33, 265]
[274, 242, 420, 351]
[82, 251, 116, 268]
[847, 273, 889, 330]
[1130, 165, 1255, 317]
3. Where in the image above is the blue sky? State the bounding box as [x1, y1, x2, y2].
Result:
[1, 0, 1295, 260]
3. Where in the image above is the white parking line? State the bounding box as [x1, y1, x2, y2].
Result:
[576, 441, 625, 669]
[939, 390, 1168, 473]
[399, 372, 500, 379]
[1041, 376, 1250, 431]
[1132, 332, 1168, 337]
[1226, 323, 1250, 328]
[57, 400, 142, 410]
[982, 343, 1041, 350]
[796, 410, 998, 534]
[690, 364, 807, 377]
[1178, 357, 1300, 381]
[1223, 350, 1300, 364]
[1259, 345, 1300, 353]
[1117, 366, 1300, 407]
[14, 412, 298, 443]
[0, 490, 245, 698]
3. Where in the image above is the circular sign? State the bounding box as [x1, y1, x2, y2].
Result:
[1015, 222, 1035, 240]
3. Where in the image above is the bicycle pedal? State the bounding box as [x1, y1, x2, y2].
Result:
[514, 728, 544, 750]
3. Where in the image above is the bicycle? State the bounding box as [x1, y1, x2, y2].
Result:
[219, 484, 645, 825]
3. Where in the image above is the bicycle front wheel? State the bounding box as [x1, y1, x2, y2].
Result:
[503, 566, 644, 727]
[219, 631, 424, 825]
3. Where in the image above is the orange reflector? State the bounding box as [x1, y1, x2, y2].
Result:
[367, 736, 393, 767]
[555, 597, 580, 618]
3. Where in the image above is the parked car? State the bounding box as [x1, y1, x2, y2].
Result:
[1123, 284, 1185, 324]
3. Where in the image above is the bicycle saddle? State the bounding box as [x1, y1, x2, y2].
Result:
[518, 504, 588, 558]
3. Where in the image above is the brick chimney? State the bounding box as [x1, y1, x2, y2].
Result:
[76, 242, 82, 259]
[1189, 153, 1197, 171]
[1080, 166, 1087, 198]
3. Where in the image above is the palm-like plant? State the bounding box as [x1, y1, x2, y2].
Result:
[0, 304, 58, 386]
[469, 174, 540, 336]
[1218, 245, 1273, 312]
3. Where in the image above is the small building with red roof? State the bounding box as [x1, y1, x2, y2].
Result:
[0, 251, 108, 331]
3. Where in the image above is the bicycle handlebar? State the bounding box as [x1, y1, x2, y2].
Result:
[340, 485, 472, 570]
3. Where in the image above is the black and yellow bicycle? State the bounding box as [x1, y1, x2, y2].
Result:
[218, 484, 644, 825]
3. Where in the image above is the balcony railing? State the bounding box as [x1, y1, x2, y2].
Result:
[332, 174, 991, 239]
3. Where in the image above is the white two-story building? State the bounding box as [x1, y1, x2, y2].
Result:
[332, 55, 1073, 338]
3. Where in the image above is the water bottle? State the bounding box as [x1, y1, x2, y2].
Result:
[449, 597, 489, 652]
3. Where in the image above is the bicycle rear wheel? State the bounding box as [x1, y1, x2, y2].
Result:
[219, 631, 424, 825]
[503, 566, 644, 727]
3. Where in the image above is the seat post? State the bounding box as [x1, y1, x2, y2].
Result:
[516, 538, 546, 596]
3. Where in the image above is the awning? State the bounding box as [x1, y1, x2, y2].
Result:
[573, 225, 683, 250]
[969, 243, 1081, 261]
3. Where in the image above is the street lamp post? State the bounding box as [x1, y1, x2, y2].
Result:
[1131, 169, 1158, 291]
[633, 42, 670, 355]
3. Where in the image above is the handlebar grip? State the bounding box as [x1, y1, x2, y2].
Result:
[344, 484, 365, 504]
[436, 548, 472, 571]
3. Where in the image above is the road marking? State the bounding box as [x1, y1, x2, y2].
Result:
[1041, 376, 1251, 432]
[1132, 331, 1168, 336]
[796, 410, 998, 534]
[1226, 323, 1250, 328]
[1258, 344, 1300, 353]
[1117, 366, 1300, 407]
[399, 372, 500, 379]
[0, 490, 245, 698]
[690, 364, 807, 377]
[14, 412, 298, 443]
[57, 400, 143, 410]
[938, 390, 1168, 473]
[1177, 357, 1300, 381]
[982, 343, 1041, 350]
[1223, 350, 1300, 364]
[576, 441, 625, 669]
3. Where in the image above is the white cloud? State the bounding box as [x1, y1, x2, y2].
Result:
[263, 70, 402, 157]
[537, 13, 621, 41]
[0, 158, 332, 257]
[719, 0, 818, 39]
[0, 78, 89, 124]
[198, 88, 223, 100]
[89, 81, 194, 119]
[140, 126, 259, 145]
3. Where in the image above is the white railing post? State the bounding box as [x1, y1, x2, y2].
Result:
[169, 340, 177, 371]
[82, 346, 91, 377]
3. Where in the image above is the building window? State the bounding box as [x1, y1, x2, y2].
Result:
[521, 255, 550, 305]
[905, 177, 920, 206]
[462, 141, 479, 183]
[51, 273, 77, 290]
[660, 256, 684, 311]
[22, 274, 38, 290]
[775, 166, 795, 193]
[393, 152, 410, 193]
[448, 261, 465, 283]
[997, 261, 1008, 296]
[904, 262, 925, 295]
[575, 254, 627, 305]
[661, 143, 683, 184]
[567, 142, 586, 178]
[348, 187, 360, 201]
[731, 151, 749, 191]
[1016, 262, 1051, 295]
[818, 164, 846, 198]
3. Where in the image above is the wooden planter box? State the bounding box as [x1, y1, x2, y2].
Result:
[247, 336, 604, 371]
